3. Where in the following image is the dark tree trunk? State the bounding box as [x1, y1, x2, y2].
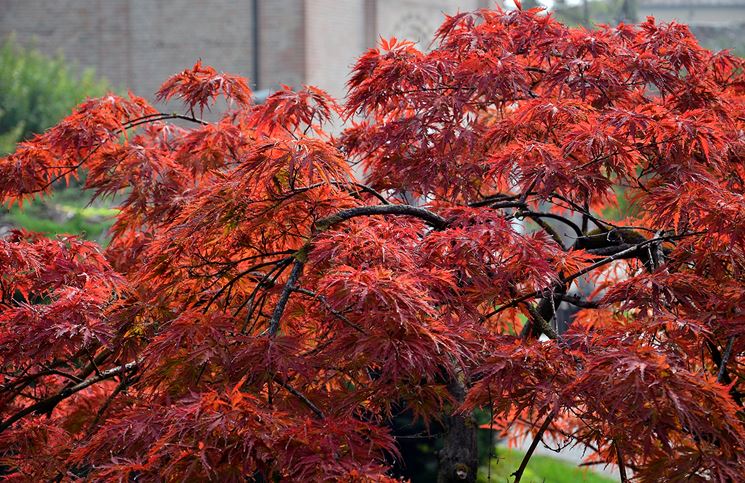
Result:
[437, 376, 478, 483]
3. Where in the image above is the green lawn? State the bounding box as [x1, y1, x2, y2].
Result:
[478, 448, 617, 483]
[2, 187, 117, 242]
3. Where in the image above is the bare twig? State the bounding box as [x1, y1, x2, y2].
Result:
[615, 442, 629, 482]
[558, 293, 599, 309]
[274, 376, 324, 419]
[293, 287, 367, 334]
[0, 360, 139, 434]
[512, 409, 557, 483]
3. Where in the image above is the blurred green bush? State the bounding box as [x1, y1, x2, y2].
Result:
[0, 36, 109, 154]
[0, 37, 115, 242]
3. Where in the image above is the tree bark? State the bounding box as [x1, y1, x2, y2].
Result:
[437, 375, 478, 483]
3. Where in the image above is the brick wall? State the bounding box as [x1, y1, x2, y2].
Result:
[0, 0, 497, 101]
[0, 0, 255, 99]
[305, 0, 367, 100]
[304, 0, 494, 99]
[257, 0, 305, 91]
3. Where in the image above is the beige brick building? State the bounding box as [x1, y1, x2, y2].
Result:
[0, 0, 493, 100]
[639, 0, 745, 26]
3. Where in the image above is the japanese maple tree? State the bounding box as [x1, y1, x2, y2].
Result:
[2, 5, 745, 482]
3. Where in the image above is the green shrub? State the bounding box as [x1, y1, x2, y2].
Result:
[0, 36, 109, 154]
[0, 37, 113, 241]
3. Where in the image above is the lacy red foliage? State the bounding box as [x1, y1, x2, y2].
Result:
[156, 61, 253, 113]
[1, 6, 745, 482]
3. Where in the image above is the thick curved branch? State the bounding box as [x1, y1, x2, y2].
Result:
[517, 210, 583, 239]
[468, 193, 522, 208]
[314, 204, 448, 232]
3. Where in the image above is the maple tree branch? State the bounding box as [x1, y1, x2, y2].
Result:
[340, 182, 390, 205]
[41, 369, 83, 383]
[706, 341, 742, 408]
[84, 374, 136, 438]
[512, 409, 557, 483]
[558, 293, 599, 309]
[28, 142, 108, 195]
[548, 194, 612, 231]
[513, 415, 603, 457]
[480, 291, 545, 322]
[581, 200, 590, 233]
[468, 193, 522, 208]
[521, 213, 568, 250]
[179, 250, 296, 271]
[314, 205, 448, 232]
[473, 197, 566, 246]
[203, 257, 293, 311]
[62, 349, 113, 391]
[238, 260, 293, 331]
[0, 360, 139, 434]
[511, 230, 702, 338]
[563, 235, 676, 284]
[122, 112, 209, 130]
[583, 242, 651, 257]
[1, 365, 83, 392]
[516, 210, 584, 239]
[12, 112, 210, 199]
[293, 287, 367, 334]
[482, 233, 695, 323]
[615, 442, 629, 483]
[274, 376, 324, 419]
[523, 302, 561, 341]
[519, 176, 542, 205]
[268, 260, 304, 336]
[272, 181, 390, 206]
[717, 336, 736, 384]
[490, 200, 529, 209]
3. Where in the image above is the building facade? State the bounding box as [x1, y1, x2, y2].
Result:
[0, 0, 493, 100]
[639, 0, 745, 26]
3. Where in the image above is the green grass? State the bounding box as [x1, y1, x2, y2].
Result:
[478, 448, 617, 483]
[3, 187, 117, 242]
